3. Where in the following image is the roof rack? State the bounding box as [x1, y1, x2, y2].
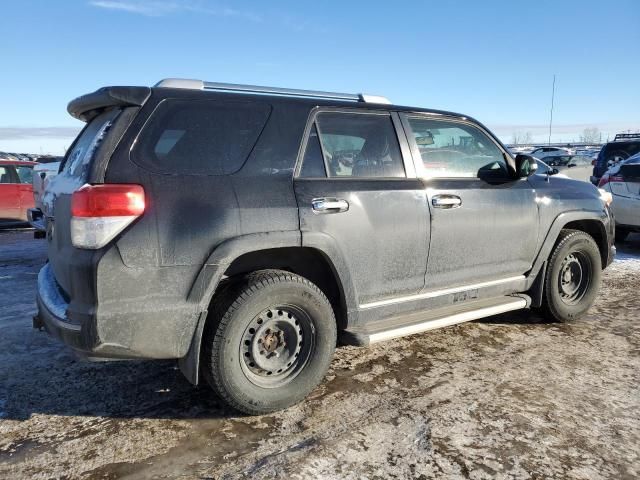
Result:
[614, 133, 640, 141]
[154, 78, 391, 104]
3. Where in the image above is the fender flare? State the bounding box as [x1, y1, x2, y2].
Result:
[179, 230, 358, 384]
[526, 209, 610, 290]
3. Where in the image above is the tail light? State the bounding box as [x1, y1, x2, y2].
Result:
[597, 174, 624, 188]
[71, 184, 145, 249]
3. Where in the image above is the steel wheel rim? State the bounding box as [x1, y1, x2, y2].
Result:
[239, 305, 316, 388]
[558, 251, 592, 305]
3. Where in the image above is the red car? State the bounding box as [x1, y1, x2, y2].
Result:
[0, 160, 36, 223]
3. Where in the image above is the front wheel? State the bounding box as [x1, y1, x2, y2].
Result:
[202, 270, 337, 415]
[540, 229, 602, 322]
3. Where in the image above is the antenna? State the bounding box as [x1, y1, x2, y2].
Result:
[548, 74, 556, 145]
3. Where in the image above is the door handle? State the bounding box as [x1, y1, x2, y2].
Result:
[432, 194, 462, 209]
[312, 197, 349, 214]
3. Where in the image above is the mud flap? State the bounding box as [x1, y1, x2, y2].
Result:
[528, 261, 547, 308]
[178, 310, 208, 385]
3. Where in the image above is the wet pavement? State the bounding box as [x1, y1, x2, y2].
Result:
[1, 229, 639, 479]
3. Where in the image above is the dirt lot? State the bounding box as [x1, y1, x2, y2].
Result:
[0, 229, 638, 479]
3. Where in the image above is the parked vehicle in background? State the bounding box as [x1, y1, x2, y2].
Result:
[29, 159, 62, 234]
[591, 133, 640, 185]
[538, 155, 593, 182]
[598, 152, 640, 241]
[0, 151, 21, 161]
[34, 78, 615, 415]
[0, 160, 36, 223]
[530, 146, 574, 158]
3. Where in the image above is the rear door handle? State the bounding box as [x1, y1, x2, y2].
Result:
[432, 194, 462, 209]
[312, 197, 349, 214]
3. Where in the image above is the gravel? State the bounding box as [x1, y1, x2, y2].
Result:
[1, 229, 638, 479]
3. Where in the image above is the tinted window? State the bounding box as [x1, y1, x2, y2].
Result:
[135, 99, 271, 175]
[406, 117, 508, 178]
[16, 166, 33, 183]
[0, 166, 13, 183]
[63, 109, 120, 180]
[315, 112, 405, 178]
[299, 124, 327, 177]
[600, 142, 640, 167]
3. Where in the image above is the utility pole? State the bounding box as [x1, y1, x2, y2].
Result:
[548, 74, 556, 145]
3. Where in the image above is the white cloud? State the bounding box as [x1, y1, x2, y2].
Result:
[89, 1, 261, 21]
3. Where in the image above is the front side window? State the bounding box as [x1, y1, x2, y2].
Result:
[134, 99, 271, 176]
[406, 117, 508, 178]
[313, 112, 405, 178]
[0, 166, 13, 183]
[16, 166, 33, 184]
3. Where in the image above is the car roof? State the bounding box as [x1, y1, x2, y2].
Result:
[0, 160, 37, 166]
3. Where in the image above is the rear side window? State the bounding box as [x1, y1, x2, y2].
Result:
[134, 99, 271, 175]
[299, 124, 327, 177]
[312, 112, 405, 178]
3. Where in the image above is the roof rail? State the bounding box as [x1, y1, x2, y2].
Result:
[613, 133, 640, 141]
[154, 78, 391, 104]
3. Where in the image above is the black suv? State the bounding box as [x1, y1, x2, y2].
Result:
[35, 79, 615, 414]
[591, 133, 640, 185]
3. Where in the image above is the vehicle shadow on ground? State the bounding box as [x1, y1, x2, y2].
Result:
[3, 354, 241, 421]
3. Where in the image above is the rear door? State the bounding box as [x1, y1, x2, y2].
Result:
[15, 165, 35, 219]
[294, 109, 429, 306]
[0, 165, 21, 220]
[401, 114, 538, 290]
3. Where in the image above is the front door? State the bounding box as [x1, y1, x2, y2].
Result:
[294, 109, 429, 307]
[0, 165, 21, 220]
[401, 114, 539, 291]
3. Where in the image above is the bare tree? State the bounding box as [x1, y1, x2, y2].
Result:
[579, 127, 602, 144]
[511, 131, 533, 145]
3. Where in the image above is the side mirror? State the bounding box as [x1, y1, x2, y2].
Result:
[515, 154, 538, 177]
[552, 168, 559, 175]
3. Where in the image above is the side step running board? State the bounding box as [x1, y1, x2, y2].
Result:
[342, 296, 529, 346]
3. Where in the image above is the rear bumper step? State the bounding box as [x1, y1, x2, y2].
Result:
[341, 296, 529, 346]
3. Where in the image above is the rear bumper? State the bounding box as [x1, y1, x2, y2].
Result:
[35, 263, 89, 353]
[35, 260, 202, 360]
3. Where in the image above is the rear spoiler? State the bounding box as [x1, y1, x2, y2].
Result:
[67, 86, 151, 122]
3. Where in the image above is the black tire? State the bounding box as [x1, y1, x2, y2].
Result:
[615, 228, 629, 243]
[540, 229, 602, 322]
[202, 269, 337, 415]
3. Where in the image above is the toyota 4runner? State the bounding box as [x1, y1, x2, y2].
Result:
[34, 79, 615, 414]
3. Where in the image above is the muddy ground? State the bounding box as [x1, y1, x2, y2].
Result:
[0, 229, 638, 479]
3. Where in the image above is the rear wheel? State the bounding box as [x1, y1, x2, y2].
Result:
[202, 270, 336, 415]
[540, 229, 602, 322]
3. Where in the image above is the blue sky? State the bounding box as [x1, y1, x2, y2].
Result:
[1, 0, 639, 154]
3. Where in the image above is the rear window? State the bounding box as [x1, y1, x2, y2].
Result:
[599, 141, 640, 166]
[133, 99, 271, 176]
[62, 108, 120, 180]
